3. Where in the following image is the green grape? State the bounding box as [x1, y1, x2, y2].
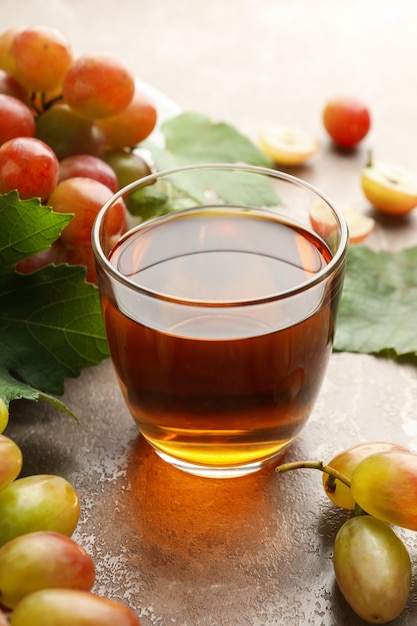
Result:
[10, 589, 142, 626]
[322, 441, 409, 510]
[334, 516, 411, 623]
[351, 449, 417, 530]
[62, 52, 135, 119]
[0, 136, 59, 200]
[0, 474, 80, 546]
[103, 149, 152, 189]
[0, 398, 9, 433]
[0, 434, 23, 491]
[0, 93, 35, 146]
[36, 104, 105, 161]
[10, 25, 72, 93]
[0, 530, 95, 609]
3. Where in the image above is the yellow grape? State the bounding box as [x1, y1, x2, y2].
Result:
[0, 531, 95, 609]
[0, 474, 80, 546]
[351, 449, 417, 530]
[10, 25, 73, 93]
[62, 52, 135, 119]
[0, 26, 24, 74]
[0, 398, 9, 433]
[10, 589, 142, 626]
[322, 441, 409, 510]
[334, 516, 411, 623]
[0, 434, 23, 491]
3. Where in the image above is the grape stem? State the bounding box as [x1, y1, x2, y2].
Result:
[276, 460, 351, 489]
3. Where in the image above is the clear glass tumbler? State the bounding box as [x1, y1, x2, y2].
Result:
[92, 163, 348, 478]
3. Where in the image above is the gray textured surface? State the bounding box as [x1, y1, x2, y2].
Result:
[3, 1, 417, 624]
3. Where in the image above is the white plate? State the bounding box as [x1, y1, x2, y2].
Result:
[136, 79, 181, 148]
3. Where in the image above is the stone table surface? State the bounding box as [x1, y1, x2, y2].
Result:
[2, 1, 417, 624]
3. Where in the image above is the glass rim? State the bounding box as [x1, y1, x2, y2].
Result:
[92, 162, 349, 307]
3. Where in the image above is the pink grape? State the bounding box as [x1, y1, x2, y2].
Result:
[0, 474, 80, 546]
[0, 531, 95, 609]
[10, 589, 142, 626]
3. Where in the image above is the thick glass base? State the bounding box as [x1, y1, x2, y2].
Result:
[154, 448, 286, 479]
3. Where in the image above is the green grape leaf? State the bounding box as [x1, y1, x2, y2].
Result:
[0, 191, 72, 273]
[334, 245, 417, 361]
[0, 192, 109, 415]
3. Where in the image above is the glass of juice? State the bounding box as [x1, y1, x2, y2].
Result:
[92, 163, 348, 478]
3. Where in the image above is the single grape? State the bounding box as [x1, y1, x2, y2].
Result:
[0, 530, 95, 609]
[59, 154, 118, 192]
[0, 398, 8, 433]
[62, 52, 135, 119]
[103, 149, 152, 189]
[334, 516, 411, 623]
[0, 93, 35, 146]
[10, 25, 73, 93]
[0, 68, 28, 102]
[15, 241, 65, 275]
[0, 27, 24, 74]
[0, 474, 80, 546]
[351, 449, 417, 530]
[0, 136, 59, 200]
[48, 177, 127, 247]
[36, 104, 105, 160]
[61, 245, 98, 285]
[10, 589, 142, 626]
[322, 441, 409, 510]
[97, 87, 157, 148]
[0, 434, 23, 491]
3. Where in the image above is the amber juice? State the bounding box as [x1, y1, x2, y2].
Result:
[99, 207, 343, 477]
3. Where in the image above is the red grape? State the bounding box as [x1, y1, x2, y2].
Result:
[0, 531, 95, 609]
[62, 53, 135, 119]
[59, 154, 118, 192]
[0, 93, 35, 145]
[97, 87, 157, 148]
[0, 136, 59, 200]
[0, 68, 28, 102]
[10, 25, 73, 93]
[48, 177, 127, 247]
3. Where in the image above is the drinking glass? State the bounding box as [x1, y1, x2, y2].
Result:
[92, 163, 348, 478]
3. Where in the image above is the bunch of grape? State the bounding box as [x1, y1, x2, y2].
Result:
[0, 399, 141, 625]
[0, 25, 156, 283]
[277, 441, 417, 623]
